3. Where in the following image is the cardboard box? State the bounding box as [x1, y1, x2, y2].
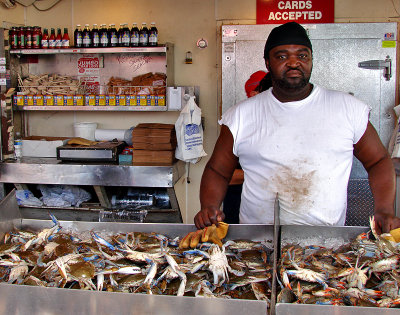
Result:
[22, 136, 69, 158]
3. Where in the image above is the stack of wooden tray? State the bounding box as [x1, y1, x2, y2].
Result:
[131, 123, 177, 165]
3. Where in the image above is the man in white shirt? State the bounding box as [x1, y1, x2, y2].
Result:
[195, 22, 400, 234]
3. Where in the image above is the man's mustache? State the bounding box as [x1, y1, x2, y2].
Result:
[285, 67, 305, 76]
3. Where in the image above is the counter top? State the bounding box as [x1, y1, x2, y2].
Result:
[0, 158, 185, 187]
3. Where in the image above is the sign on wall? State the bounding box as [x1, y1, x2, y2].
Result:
[257, 0, 334, 24]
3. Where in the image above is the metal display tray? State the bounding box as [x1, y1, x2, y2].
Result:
[0, 192, 272, 315]
[276, 225, 399, 315]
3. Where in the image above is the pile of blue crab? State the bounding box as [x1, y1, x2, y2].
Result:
[277, 220, 400, 308]
[0, 215, 272, 304]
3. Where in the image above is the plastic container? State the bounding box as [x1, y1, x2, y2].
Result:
[73, 122, 97, 141]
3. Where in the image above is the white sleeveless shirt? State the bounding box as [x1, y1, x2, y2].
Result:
[219, 84, 369, 225]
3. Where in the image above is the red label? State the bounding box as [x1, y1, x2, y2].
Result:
[257, 0, 334, 24]
[78, 57, 100, 69]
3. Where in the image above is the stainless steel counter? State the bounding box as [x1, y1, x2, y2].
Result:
[0, 158, 185, 187]
[0, 192, 271, 315]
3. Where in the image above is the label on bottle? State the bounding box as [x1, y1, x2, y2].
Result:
[100, 34, 108, 44]
[139, 33, 148, 44]
[49, 39, 56, 48]
[33, 35, 40, 48]
[62, 39, 70, 48]
[83, 34, 91, 45]
[76, 35, 83, 45]
[93, 34, 100, 45]
[110, 34, 118, 44]
[14, 140, 22, 159]
[131, 33, 139, 45]
[41, 39, 49, 48]
[149, 33, 157, 44]
[122, 33, 130, 44]
[55, 39, 62, 48]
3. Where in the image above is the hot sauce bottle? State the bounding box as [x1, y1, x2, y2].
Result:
[48, 28, 56, 49]
[41, 28, 49, 49]
[62, 28, 70, 48]
[55, 28, 62, 49]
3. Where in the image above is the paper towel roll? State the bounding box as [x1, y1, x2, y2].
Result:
[95, 129, 129, 142]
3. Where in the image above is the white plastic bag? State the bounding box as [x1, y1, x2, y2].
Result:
[175, 95, 207, 164]
[38, 184, 91, 207]
[15, 190, 43, 207]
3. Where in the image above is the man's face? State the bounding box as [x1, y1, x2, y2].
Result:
[265, 45, 312, 90]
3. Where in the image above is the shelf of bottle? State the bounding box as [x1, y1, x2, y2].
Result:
[10, 46, 168, 55]
[13, 105, 168, 111]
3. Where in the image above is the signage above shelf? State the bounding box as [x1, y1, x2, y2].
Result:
[10, 45, 169, 55]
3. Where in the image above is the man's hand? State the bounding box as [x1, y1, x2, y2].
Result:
[194, 207, 225, 229]
[374, 211, 400, 234]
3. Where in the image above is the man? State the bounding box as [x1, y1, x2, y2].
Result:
[195, 22, 400, 234]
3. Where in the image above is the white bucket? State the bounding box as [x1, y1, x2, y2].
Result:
[73, 122, 97, 141]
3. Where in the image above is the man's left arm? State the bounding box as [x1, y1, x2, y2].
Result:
[353, 121, 400, 233]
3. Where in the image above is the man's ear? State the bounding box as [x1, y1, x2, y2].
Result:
[264, 58, 270, 72]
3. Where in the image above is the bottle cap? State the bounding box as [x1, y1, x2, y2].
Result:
[151, 22, 156, 25]
[77, 24, 81, 27]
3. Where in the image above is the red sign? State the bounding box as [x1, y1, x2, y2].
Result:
[78, 57, 100, 69]
[257, 0, 334, 24]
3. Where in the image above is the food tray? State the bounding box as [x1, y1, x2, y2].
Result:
[275, 225, 400, 315]
[0, 191, 272, 315]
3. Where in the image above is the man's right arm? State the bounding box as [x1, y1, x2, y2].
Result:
[194, 125, 239, 229]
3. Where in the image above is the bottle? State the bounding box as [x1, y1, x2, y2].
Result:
[99, 24, 109, 47]
[48, 28, 56, 49]
[121, 23, 130, 47]
[109, 24, 118, 47]
[62, 28, 70, 48]
[130, 23, 139, 47]
[74, 24, 83, 48]
[118, 23, 123, 46]
[14, 132, 22, 161]
[149, 22, 158, 47]
[82, 24, 92, 48]
[25, 26, 32, 49]
[55, 28, 62, 49]
[32, 26, 41, 49]
[139, 22, 149, 46]
[10, 27, 18, 49]
[92, 24, 99, 48]
[41, 28, 49, 49]
[18, 27, 25, 49]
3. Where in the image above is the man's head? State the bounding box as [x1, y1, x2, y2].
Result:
[245, 71, 267, 98]
[264, 22, 313, 92]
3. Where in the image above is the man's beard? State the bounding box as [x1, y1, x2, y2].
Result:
[271, 68, 311, 90]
